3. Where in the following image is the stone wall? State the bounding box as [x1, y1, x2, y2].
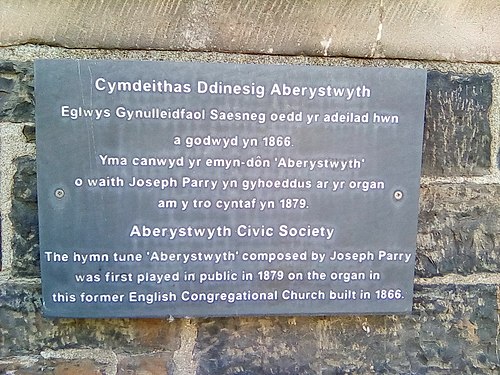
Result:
[1, 1, 499, 374]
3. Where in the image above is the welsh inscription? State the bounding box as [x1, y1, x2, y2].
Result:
[35, 60, 426, 317]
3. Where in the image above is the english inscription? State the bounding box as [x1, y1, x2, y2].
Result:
[35, 60, 426, 317]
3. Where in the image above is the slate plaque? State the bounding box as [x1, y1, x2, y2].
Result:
[35, 60, 426, 317]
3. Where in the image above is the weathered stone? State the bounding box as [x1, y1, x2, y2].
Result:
[0, 282, 43, 356]
[0, 48, 497, 375]
[194, 284, 499, 374]
[0, 358, 106, 375]
[10, 156, 39, 277]
[0, 282, 181, 357]
[0, 60, 34, 122]
[0, 76, 14, 99]
[0, 281, 41, 312]
[52, 359, 104, 375]
[117, 353, 173, 375]
[1, 1, 500, 62]
[23, 124, 35, 143]
[422, 71, 493, 176]
[417, 183, 500, 277]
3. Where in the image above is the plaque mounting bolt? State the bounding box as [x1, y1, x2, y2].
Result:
[393, 190, 404, 201]
[54, 188, 65, 199]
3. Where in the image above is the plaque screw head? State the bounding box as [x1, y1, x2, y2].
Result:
[393, 190, 404, 201]
[54, 188, 65, 199]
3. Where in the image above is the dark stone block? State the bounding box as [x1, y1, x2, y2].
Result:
[0, 61, 16, 72]
[0, 281, 41, 312]
[422, 71, 493, 176]
[194, 284, 499, 375]
[0, 282, 43, 356]
[23, 124, 36, 143]
[0, 61, 34, 122]
[416, 183, 500, 277]
[0, 77, 15, 107]
[9, 156, 39, 277]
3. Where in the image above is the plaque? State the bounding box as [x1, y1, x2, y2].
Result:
[35, 60, 426, 317]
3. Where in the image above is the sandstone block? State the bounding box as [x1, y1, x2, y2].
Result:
[0, 358, 106, 375]
[117, 353, 173, 375]
[1, 1, 500, 62]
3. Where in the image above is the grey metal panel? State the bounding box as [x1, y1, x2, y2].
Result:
[35, 60, 426, 317]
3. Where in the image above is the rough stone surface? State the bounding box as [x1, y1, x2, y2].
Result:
[0, 60, 33, 122]
[52, 359, 105, 375]
[0, 282, 42, 356]
[0, 45, 499, 375]
[1, 1, 500, 62]
[422, 71, 493, 177]
[23, 124, 35, 143]
[0, 282, 181, 357]
[10, 155, 39, 277]
[117, 353, 173, 375]
[194, 284, 499, 374]
[0, 358, 107, 375]
[417, 183, 500, 277]
[1, 282, 498, 373]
